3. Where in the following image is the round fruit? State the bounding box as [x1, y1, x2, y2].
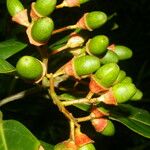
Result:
[114, 45, 133, 60]
[121, 76, 132, 83]
[74, 55, 101, 76]
[130, 89, 143, 101]
[7, 0, 24, 16]
[100, 50, 119, 64]
[34, 0, 56, 16]
[54, 140, 77, 150]
[16, 56, 43, 80]
[101, 120, 115, 136]
[95, 63, 120, 87]
[31, 17, 54, 43]
[112, 82, 137, 103]
[113, 70, 126, 85]
[87, 35, 109, 56]
[85, 11, 107, 30]
[79, 143, 96, 150]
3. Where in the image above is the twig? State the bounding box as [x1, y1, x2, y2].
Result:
[48, 74, 80, 127]
[52, 25, 76, 35]
[76, 115, 92, 122]
[0, 86, 43, 107]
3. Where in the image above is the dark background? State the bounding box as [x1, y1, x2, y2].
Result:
[0, 0, 150, 149]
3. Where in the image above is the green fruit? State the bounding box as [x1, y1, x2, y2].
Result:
[113, 70, 126, 85]
[101, 50, 119, 64]
[114, 45, 133, 60]
[87, 35, 109, 56]
[131, 89, 143, 101]
[79, 143, 96, 150]
[80, 0, 90, 4]
[31, 17, 54, 43]
[16, 56, 43, 80]
[101, 120, 115, 136]
[112, 83, 137, 103]
[85, 11, 107, 30]
[7, 0, 24, 16]
[121, 76, 132, 83]
[34, 0, 56, 16]
[74, 55, 101, 76]
[95, 63, 120, 87]
[54, 140, 77, 150]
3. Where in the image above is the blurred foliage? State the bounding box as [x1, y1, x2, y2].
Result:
[0, 0, 150, 149]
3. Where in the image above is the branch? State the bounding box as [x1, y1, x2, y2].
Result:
[0, 86, 43, 107]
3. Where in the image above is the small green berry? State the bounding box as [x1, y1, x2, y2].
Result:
[95, 63, 120, 87]
[121, 76, 132, 83]
[31, 17, 54, 43]
[101, 120, 115, 136]
[85, 11, 107, 30]
[113, 70, 126, 85]
[131, 89, 143, 101]
[101, 50, 119, 64]
[74, 55, 101, 76]
[34, 0, 57, 16]
[54, 140, 77, 150]
[7, 0, 24, 16]
[80, 0, 90, 4]
[112, 82, 137, 103]
[87, 35, 109, 56]
[79, 143, 96, 150]
[114, 45, 133, 60]
[16, 56, 43, 80]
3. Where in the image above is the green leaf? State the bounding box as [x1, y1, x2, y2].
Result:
[0, 39, 27, 60]
[0, 58, 15, 74]
[40, 141, 54, 150]
[110, 104, 150, 138]
[0, 120, 42, 150]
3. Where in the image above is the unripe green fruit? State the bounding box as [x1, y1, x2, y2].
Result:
[121, 76, 132, 83]
[113, 70, 126, 85]
[101, 51, 119, 64]
[7, 0, 24, 16]
[34, 0, 56, 16]
[131, 89, 143, 101]
[54, 140, 77, 150]
[86, 11, 107, 30]
[112, 83, 137, 103]
[87, 35, 109, 56]
[79, 143, 96, 150]
[101, 120, 115, 136]
[74, 55, 101, 76]
[80, 0, 90, 4]
[31, 17, 54, 43]
[114, 45, 133, 60]
[16, 56, 43, 80]
[95, 63, 120, 87]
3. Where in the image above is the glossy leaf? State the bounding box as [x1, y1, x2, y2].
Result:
[110, 104, 150, 138]
[0, 39, 27, 60]
[0, 58, 15, 73]
[0, 119, 43, 150]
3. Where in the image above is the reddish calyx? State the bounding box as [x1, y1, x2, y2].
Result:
[90, 107, 109, 118]
[97, 88, 117, 105]
[75, 129, 94, 147]
[107, 44, 115, 51]
[91, 118, 108, 132]
[64, 59, 80, 79]
[89, 75, 108, 93]
[76, 13, 93, 31]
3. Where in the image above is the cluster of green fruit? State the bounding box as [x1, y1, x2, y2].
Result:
[6, 0, 143, 150]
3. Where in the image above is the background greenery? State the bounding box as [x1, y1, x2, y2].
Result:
[0, 0, 150, 149]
